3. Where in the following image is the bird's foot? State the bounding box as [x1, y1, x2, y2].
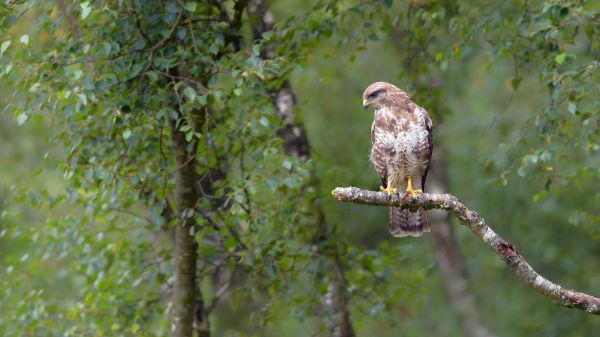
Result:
[380, 185, 398, 195]
[405, 177, 423, 197]
[405, 186, 423, 197]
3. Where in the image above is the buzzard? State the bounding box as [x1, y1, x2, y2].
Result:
[362, 82, 433, 237]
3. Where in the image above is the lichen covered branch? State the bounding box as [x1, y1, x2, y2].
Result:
[331, 187, 600, 315]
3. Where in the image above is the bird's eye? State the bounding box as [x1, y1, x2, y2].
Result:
[368, 91, 379, 100]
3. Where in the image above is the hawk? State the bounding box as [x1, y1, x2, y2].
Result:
[362, 82, 433, 237]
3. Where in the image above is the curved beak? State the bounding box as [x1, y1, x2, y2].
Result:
[362, 98, 369, 110]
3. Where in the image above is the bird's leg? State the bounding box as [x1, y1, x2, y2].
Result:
[405, 176, 423, 196]
[380, 185, 397, 195]
[380, 175, 397, 195]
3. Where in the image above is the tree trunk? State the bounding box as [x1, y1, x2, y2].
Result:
[169, 115, 199, 337]
[248, 1, 355, 335]
[169, 112, 210, 337]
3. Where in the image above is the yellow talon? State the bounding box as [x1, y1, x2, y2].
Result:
[380, 185, 397, 195]
[405, 177, 423, 196]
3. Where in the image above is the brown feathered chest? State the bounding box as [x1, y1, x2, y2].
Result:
[370, 102, 432, 187]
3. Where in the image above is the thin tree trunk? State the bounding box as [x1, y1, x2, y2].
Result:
[248, 2, 355, 336]
[55, 3, 206, 333]
[169, 114, 203, 337]
[168, 62, 213, 337]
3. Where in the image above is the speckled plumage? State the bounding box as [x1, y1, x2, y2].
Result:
[363, 82, 433, 237]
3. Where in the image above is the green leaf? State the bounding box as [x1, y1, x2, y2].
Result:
[122, 129, 132, 140]
[262, 31, 273, 40]
[146, 71, 158, 82]
[184, 2, 197, 12]
[259, 116, 269, 127]
[182, 208, 194, 218]
[17, 113, 28, 125]
[19, 34, 29, 45]
[77, 93, 88, 105]
[224, 238, 237, 251]
[555, 53, 566, 65]
[0, 40, 11, 55]
[384, 0, 393, 9]
[183, 87, 197, 101]
[81, 2, 92, 20]
[198, 95, 207, 106]
[568, 102, 576, 114]
[524, 154, 538, 164]
[129, 63, 143, 78]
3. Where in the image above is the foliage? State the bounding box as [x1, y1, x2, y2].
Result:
[0, 0, 598, 336]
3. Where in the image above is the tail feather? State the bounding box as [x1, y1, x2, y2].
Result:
[389, 207, 430, 237]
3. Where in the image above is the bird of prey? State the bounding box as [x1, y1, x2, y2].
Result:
[362, 82, 433, 237]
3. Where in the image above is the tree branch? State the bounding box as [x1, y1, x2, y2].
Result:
[331, 187, 600, 315]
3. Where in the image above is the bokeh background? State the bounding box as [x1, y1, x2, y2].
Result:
[1, 1, 599, 336]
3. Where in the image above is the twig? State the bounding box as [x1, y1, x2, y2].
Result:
[331, 186, 600, 315]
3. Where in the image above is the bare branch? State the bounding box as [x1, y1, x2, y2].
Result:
[331, 187, 600, 315]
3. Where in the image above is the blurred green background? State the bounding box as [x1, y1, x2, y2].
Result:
[1, 1, 599, 336]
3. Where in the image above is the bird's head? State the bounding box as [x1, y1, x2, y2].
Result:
[362, 82, 407, 110]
